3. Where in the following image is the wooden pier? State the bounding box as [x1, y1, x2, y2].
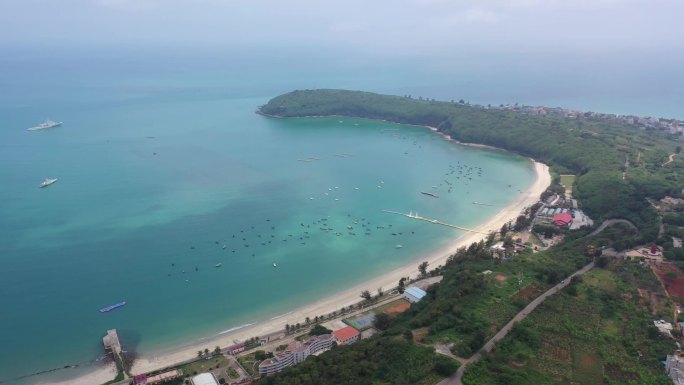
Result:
[382, 210, 487, 234]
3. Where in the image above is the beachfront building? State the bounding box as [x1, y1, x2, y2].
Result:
[258, 334, 335, 376]
[404, 287, 427, 303]
[192, 372, 220, 385]
[333, 326, 360, 346]
[665, 355, 684, 385]
[133, 370, 183, 385]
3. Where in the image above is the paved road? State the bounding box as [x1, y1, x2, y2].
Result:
[588, 219, 637, 237]
[438, 261, 595, 385]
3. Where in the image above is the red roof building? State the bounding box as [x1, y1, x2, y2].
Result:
[552, 212, 573, 227]
[333, 326, 360, 345]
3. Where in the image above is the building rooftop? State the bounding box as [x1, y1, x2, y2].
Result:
[192, 373, 219, 385]
[552, 212, 573, 226]
[405, 287, 427, 299]
[333, 326, 360, 341]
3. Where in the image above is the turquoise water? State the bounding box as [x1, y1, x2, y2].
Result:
[0, 70, 535, 384]
[4, 46, 676, 384]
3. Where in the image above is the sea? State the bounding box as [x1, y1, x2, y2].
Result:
[0, 45, 680, 384]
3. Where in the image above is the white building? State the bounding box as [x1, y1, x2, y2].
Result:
[666, 355, 684, 385]
[192, 373, 220, 385]
[258, 334, 334, 376]
[654, 319, 674, 337]
[404, 287, 427, 303]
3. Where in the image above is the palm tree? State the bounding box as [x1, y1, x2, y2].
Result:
[214, 346, 221, 356]
[204, 348, 210, 356]
[305, 317, 311, 325]
[197, 350, 204, 358]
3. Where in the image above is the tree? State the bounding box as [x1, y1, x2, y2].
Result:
[214, 346, 221, 356]
[418, 261, 429, 277]
[500, 223, 509, 237]
[309, 324, 333, 336]
[374, 313, 392, 330]
[197, 350, 203, 358]
[285, 324, 290, 333]
[361, 290, 372, 302]
[305, 316, 311, 325]
[377, 287, 384, 298]
[398, 277, 406, 294]
[204, 348, 210, 356]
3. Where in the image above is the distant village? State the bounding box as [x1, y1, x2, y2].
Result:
[485, 103, 684, 136]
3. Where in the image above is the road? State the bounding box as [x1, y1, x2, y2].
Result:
[438, 260, 595, 385]
[588, 219, 637, 237]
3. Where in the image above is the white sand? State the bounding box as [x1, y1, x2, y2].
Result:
[38, 363, 117, 385]
[62, 158, 550, 385]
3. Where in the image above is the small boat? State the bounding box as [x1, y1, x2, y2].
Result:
[215, 263, 223, 268]
[273, 262, 277, 268]
[421, 191, 438, 198]
[27, 119, 62, 131]
[40, 178, 58, 188]
[100, 301, 126, 313]
[396, 245, 403, 249]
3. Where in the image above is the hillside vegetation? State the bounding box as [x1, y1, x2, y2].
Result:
[260, 89, 684, 241]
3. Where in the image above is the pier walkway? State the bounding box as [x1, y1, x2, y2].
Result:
[382, 210, 488, 234]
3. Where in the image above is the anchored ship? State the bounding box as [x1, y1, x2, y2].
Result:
[39, 178, 58, 188]
[27, 119, 62, 131]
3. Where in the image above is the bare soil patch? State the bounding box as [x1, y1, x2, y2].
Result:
[383, 300, 411, 315]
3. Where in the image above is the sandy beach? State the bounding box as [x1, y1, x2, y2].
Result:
[51, 155, 549, 385]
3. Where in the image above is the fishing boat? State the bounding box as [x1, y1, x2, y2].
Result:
[100, 301, 126, 313]
[27, 119, 62, 131]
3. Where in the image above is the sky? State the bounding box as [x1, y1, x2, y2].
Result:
[1, 0, 682, 55]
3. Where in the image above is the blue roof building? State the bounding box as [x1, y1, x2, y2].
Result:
[404, 287, 427, 303]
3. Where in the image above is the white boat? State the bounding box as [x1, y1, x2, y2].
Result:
[273, 262, 277, 268]
[27, 119, 62, 131]
[395, 245, 403, 249]
[215, 263, 223, 268]
[39, 178, 58, 188]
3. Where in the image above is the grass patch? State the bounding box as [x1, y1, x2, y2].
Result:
[177, 354, 229, 377]
[559, 174, 576, 196]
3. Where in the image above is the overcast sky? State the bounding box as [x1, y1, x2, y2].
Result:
[1, 0, 682, 55]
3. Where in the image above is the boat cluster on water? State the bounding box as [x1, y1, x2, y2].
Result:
[27, 119, 63, 188]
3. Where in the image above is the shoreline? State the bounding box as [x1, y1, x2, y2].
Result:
[51, 122, 551, 385]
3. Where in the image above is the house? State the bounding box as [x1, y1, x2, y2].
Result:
[145, 370, 183, 385]
[654, 319, 673, 337]
[192, 372, 220, 385]
[490, 242, 506, 258]
[404, 287, 427, 303]
[552, 212, 573, 227]
[333, 326, 360, 346]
